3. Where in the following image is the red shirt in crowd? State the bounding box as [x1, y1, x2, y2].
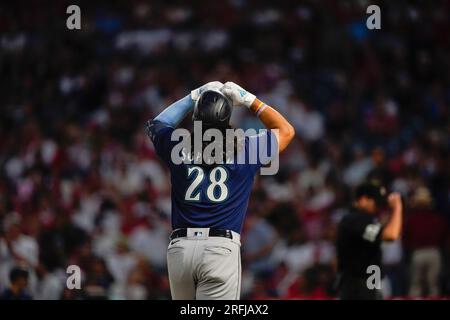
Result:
[404, 209, 449, 250]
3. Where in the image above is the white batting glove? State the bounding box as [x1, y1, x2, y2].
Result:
[220, 81, 256, 108]
[191, 81, 224, 102]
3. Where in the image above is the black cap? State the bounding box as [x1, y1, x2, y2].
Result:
[354, 181, 387, 206]
[192, 90, 232, 128]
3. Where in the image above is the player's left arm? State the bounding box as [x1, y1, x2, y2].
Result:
[144, 94, 194, 154]
[149, 81, 224, 129]
[145, 81, 223, 163]
[152, 94, 194, 128]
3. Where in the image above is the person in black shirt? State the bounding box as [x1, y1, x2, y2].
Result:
[0, 266, 32, 300]
[336, 182, 403, 300]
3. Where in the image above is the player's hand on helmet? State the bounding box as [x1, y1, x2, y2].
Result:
[220, 81, 256, 108]
[191, 81, 224, 102]
[388, 192, 402, 210]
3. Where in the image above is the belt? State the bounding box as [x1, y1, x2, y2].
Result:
[170, 228, 233, 241]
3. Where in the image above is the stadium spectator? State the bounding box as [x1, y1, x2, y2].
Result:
[404, 187, 449, 297]
[0, 266, 32, 300]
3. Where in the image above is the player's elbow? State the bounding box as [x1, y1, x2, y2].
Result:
[288, 123, 295, 141]
[280, 121, 295, 143]
[277, 123, 295, 153]
[282, 123, 295, 145]
[381, 229, 401, 242]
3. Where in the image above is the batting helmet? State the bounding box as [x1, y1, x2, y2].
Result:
[192, 90, 232, 128]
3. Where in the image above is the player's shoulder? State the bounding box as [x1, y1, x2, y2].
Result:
[338, 211, 352, 228]
[145, 119, 174, 141]
[340, 208, 367, 225]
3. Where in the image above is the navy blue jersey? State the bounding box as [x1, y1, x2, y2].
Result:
[146, 120, 274, 233]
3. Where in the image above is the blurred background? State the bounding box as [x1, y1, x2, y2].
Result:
[0, 0, 449, 299]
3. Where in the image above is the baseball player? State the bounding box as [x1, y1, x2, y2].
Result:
[145, 81, 295, 299]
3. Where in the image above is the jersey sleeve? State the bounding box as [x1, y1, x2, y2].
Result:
[145, 119, 175, 164]
[347, 214, 384, 243]
[246, 129, 278, 170]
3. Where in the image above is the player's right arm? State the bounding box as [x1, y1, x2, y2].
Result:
[249, 98, 295, 153]
[380, 192, 403, 241]
[220, 82, 295, 153]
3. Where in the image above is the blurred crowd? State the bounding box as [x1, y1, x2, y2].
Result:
[0, 0, 449, 299]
